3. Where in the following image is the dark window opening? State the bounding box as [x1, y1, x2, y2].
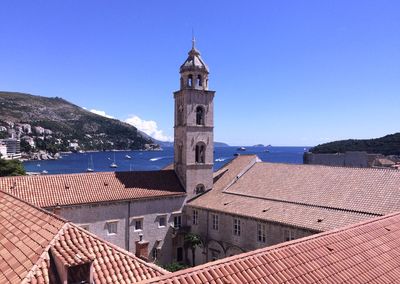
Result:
[195, 143, 206, 163]
[188, 74, 193, 87]
[177, 247, 183, 262]
[197, 75, 202, 87]
[196, 106, 205, 125]
[196, 184, 205, 194]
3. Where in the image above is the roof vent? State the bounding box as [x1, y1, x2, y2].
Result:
[385, 227, 391, 231]
[65, 185, 69, 189]
[327, 246, 334, 252]
[317, 218, 324, 223]
[104, 182, 108, 186]
[262, 208, 270, 213]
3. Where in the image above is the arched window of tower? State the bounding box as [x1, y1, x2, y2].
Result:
[188, 74, 193, 87]
[196, 106, 205, 126]
[178, 105, 184, 126]
[197, 75, 202, 87]
[195, 184, 205, 194]
[195, 142, 206, 163]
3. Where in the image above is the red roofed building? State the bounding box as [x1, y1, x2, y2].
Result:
[0, 190, 167, 283]
[140, 211, 400, 283]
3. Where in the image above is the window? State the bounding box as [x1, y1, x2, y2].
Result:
[177, 105, 184, 126]
[233, 218, 241, 236]
[195, 143, 206, 163]
[106, 221, 118, 235]
[134, 218, 143, 231]
[196, 184, 205, 194]
[188, 74, 193, 87]
[193, 210, 198, 225]
[158, 215, 167, 227]
[197, 75, 202, 87]
[196, 106, 205, 125]
[212, 214, 219, 231]
[174, 215, 182, 228]
[257, 223, 266, 243]
[152, 248, 158, 260]
[284, 229, 296, 242]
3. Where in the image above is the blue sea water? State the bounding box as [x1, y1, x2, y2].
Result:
[23, 146, 310, 175]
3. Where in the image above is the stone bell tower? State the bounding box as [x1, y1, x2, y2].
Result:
[174, 39, 215, 200]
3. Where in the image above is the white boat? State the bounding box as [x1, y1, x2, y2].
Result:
[125, 154, 132, 159]
[110, 153, 118, 168]
[237, 147, 246, 151]
[86, 155, 94, 172]
[41, 170, 48, 174]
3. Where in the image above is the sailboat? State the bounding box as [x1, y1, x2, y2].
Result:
[86, 155, 94, 172]
[110, 153, 118, 168]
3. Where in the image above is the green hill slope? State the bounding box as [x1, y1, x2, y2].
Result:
[0, 91, 153, 151]
[310, 133, 400, 155]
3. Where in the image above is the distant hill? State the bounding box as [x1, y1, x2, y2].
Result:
[0, 91, 153, 152]
[310, 133, 400, 155]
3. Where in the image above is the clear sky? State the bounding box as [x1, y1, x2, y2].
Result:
[1, 1, 399, 146]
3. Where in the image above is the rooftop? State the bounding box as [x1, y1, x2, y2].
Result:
[140, 210, 400, 283]
[189, 155, 400, 231]
[0, 170, 185, 208]
[0, 190, 166, 283]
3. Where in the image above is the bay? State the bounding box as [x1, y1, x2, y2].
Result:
[23, 146, 310, 175]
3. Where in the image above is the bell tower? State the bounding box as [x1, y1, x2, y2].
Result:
[174, 39, 215, 200]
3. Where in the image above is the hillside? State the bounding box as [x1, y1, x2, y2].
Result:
[310, 133, 400, 155]
[0, 91, 154, 152]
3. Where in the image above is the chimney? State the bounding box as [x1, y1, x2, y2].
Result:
[135, 234, 149, 261]
[53, 204, 61, 216]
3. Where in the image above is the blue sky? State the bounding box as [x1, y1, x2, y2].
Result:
[1, 1, 399, 146]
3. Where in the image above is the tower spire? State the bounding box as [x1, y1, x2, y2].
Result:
[192, 29, 196, 49]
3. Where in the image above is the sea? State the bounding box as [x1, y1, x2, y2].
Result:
[23, 146, 310, 175]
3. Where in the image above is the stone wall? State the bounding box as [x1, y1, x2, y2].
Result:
[303, 151, 381, 168]
[55, 195, 186, 265]
[185, 207, 316, 266]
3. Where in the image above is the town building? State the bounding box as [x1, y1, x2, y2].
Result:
[141, 210, 400, 283]
[1, 171, 187, 265]
[0, 190, 166, 283]
[0, 138, 21, 159]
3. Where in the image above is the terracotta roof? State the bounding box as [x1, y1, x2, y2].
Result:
[140, 211, 400, 283]
[0, 190, 166, 283]
[0, 170, 185, 208]
[189, 155, 400, 231]
[225, 162, 400, 215]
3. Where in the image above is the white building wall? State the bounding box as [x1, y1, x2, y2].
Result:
[187, 207, 316, 265]
[55, 195, 186, 265]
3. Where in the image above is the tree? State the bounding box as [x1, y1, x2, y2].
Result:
[184, 233, 202, 267]
[0, 157, 26, 176]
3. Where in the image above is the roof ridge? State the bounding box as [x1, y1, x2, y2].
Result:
[0, 169, 179, 180]
[138, 211, 400, 283]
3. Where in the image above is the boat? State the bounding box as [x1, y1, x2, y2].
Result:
[41, 170, 48, 174]
[125, 154, 132, 159]
[110, 153, 118, 168]
[237, 147, 246, 151]
[86, 155, 94, 172]
[264, 149, 270, 153]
